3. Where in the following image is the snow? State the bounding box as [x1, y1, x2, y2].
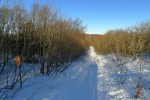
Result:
[94, 51, 150, 99]
[3, 46, 150, 100]
[11, 47, 98, 100]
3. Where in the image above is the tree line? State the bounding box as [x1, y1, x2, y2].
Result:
[90, 22, 150, 57]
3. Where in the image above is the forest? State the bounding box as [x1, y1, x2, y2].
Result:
[0, 0, 150, 100]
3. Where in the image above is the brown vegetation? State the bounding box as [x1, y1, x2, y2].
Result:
[89, 22, 150, 56]
[0, 2, 86, 74]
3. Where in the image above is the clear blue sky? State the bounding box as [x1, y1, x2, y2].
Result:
[50, 0, 150, 34]
[15, 0, 150, 34]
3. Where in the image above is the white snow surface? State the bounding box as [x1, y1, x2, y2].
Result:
[10, 47, 150, 100]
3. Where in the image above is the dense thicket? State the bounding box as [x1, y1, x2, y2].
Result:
[0, 2, 86, 75]
[91, 22, 150, 57]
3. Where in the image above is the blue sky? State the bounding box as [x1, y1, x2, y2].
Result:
[12, 0, 150, 34]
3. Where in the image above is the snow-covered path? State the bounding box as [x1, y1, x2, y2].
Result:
[12, 47, 98, 100]
[11, 47, 150, 100]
